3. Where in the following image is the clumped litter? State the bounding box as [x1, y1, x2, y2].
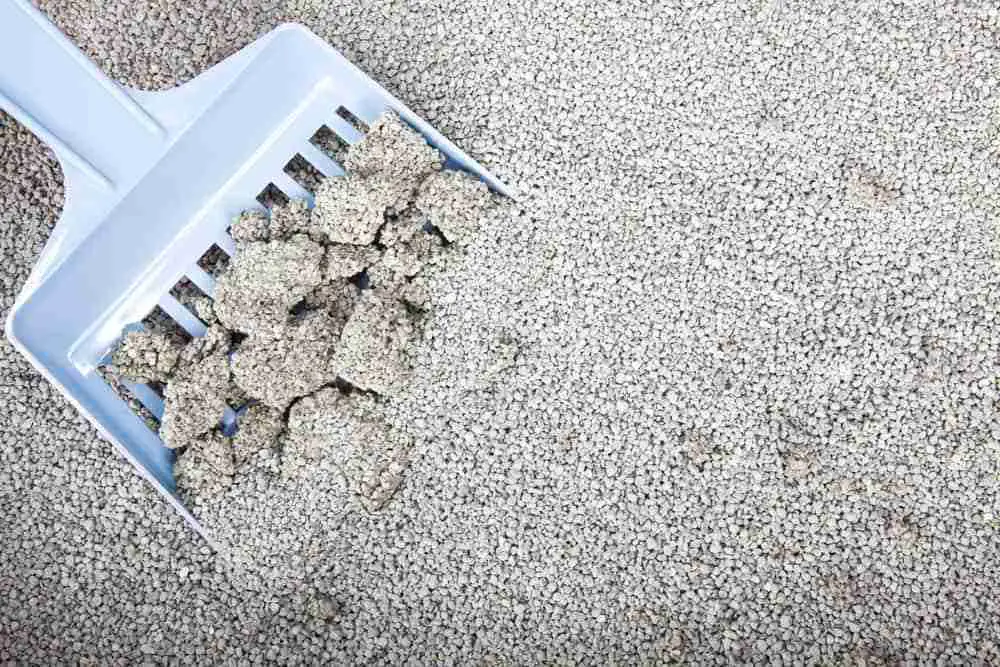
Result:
[213, 232, 325, 337]
[107, 111, 497, 528]
[111, 329, 184, 384]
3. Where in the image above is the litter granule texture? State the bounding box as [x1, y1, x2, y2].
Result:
[323, 243, 381, 279]
[343, 110, 444, 209]
[303, 281, 362, 326]
[268, 198, 313, 240]
[311, 173, 399, 245]
[366, 231, 444, 291]
[378, 208, 427, 247]
[229, 209, 271, 243]
[283, 388, 411, 511]
[232, 403, 284, 467]
[5, 1, 1000, 664]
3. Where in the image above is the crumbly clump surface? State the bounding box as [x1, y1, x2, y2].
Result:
[229, 209, 270, 243]
[414, 169, 493, 243]
[158, 351, 230, 450]
[230, 310, 342, 409]
[323, 243, 381, 279]
[233, 403, 284, 466]
[332, 290, 416, 395]
[213, 234, 325, 335]
[111, 330, 183, 384]
[311, 174, 398, 245]
[366, 232, 443, 291]
[282, 388, 410, 511]
[344, 110, 444, 209]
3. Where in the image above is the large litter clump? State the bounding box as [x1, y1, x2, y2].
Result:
[107, 110, 498, 516]
[229, 309, 342, 409]
[213, 233, 325, 336]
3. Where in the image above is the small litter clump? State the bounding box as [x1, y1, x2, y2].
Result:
[282, 388, 411, 511]
[366, 232, 443, 291]
[232, 403, 283, 467]
[229, 209, 270, 243]
[179, 323, 230, 366]
[332, 289, 417, 395]
[311, 110, 445, 245]
[159, 350, 230, 450]
[186, 295, 218, 325]
[311, 175, 398, 245]
[111, 329, 183, 384]
[268, 198, 312, 240]
[106, 109, 499, 551]
[378, 208, 426, 247]
[302, 282, 361, 328]
[343, 111, 444, 209]
[173, 431, 236, 499]
[414, 169, 494, 243]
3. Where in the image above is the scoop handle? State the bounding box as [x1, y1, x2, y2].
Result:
[0, 0, 163, 190]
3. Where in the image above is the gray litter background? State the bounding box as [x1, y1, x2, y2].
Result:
[3, 0, 1000, 663]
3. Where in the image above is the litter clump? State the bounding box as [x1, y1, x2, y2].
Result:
[214, 233, 325, 336]
[311, 111, 445, 245]
[414, 169, 494, 243]
[111, 329, 183, 384]
[230, 310, 342, 409]
[106, 109, 499, 555]
[344, 110, 444, 209]
[192, 429, 236, 477]
[187, 295, 218, 325]
[302, 282, 361, 329]
[323, 243, 381, 279]
[229, 209, 270, 243]
[332, 290, 416, 395]
[173, 431, 235, 500]
[269, 198, 312, 240]
[228, 199, 322, 246]
[233, 403, 284, 467]
[159, 350, 230, 450]
[366, 232, 443, 291]
[378, 208, 427, 247]
[179, 323, 231, 366]
[311, 175, 398, 245]
[305, 592, 341, 622]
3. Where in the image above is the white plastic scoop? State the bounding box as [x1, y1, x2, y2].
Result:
[1, 0, 508, 536]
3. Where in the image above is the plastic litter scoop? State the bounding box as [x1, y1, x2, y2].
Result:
[1, 0, 509, 536]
